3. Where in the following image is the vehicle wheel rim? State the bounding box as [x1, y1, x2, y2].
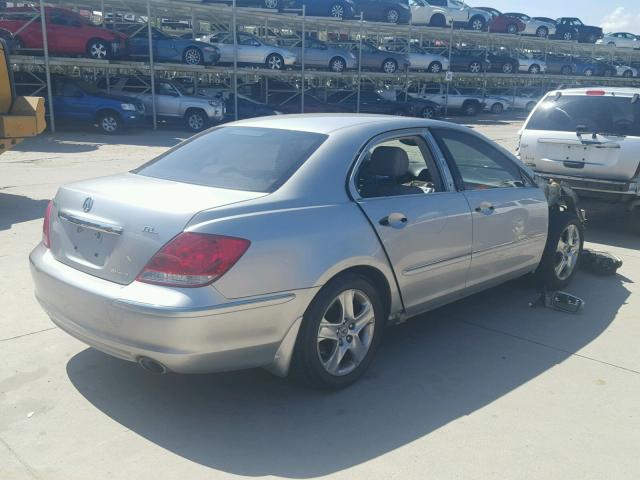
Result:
[264, 0, 278, 8]
[383, 61, 396, 73]
[507, 25, 517, 34]
[102, 116, 117, 132]
[430, 62, 441, 73]
[331, 59, 345, 72]
[268, 55, 282, 69]
[470, 62, 481, 73]
[185, 49, 201, 65]
[503, 63, 513, 73]
[91, 43, 107, 59]
[330, 4, 344, 18]
[564, 32, 572, 40]
[387, 9, 399, 23]
[189, 114, 204, 130]
[537, 27, 547, 37]
[492, 104, 503, 113]
[422, 108, 434, 118]
[585, 69, 593, 76]
[530, 65, 539, 74]
[554, 224, 580, 281]
[472, 19, 483, 30]
[316, 289, 375, 377]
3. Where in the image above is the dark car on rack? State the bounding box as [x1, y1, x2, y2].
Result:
[554, 17, 603, 43]
[448, 48, 491, 73]
[352, 0, 412, 24]
[573, 57, 616, 77]
[336, 40, 409, 73]
[475, 8, 525, 34]
[484, 50, 520, 74]
[112, 24, 220, 65]
[280, 0, 357, 19]
[326, 89, 442, 118]
[15, 73, 145, 134]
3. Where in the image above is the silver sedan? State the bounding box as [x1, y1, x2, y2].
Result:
[30, 115, 584, 389]
[198, 32, 297, 69]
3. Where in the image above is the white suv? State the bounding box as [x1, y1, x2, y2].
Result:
[519, 87, 640, 210]
[409, 0, 491, 30]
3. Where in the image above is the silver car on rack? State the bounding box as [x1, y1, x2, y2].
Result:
[198, 32, 297, 69]
[97, 76, 225, 132]
[284, 38, 357, 72]
[31, 115, 583, 389]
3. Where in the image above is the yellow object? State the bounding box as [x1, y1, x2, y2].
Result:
[0, 38, 46, 155]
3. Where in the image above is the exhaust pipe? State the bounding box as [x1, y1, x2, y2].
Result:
[137, 356, 167, 375]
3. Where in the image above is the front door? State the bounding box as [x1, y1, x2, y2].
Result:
[354, 131, 473, 315]
[430, 127, 548, 291]
[51, 80, 92, 122]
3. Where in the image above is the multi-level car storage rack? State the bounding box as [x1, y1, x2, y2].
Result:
[7, 0, 640, 130]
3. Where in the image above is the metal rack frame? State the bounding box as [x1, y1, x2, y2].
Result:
[5, 0, 640, 131]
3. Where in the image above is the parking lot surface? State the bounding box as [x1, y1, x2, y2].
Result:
[1, 118, 639, 480]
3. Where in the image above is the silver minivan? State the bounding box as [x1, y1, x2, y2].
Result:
[519, 87, 640, 211]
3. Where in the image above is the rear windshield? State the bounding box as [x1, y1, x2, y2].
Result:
[134, 127, 327, 193]
[527, 94, 640, 137]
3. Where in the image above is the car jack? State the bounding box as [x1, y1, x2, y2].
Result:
[528, 288, 585, 313]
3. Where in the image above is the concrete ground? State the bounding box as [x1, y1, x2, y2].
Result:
[1, 118, 639, 480]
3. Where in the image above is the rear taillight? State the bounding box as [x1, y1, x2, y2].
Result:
[136, 232, 250, 288]
[42, 200, 53, 248]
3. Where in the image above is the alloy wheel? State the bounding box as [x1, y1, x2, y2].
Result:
[267, 54, 283, 69]
[469, 61, 482, 73]
[471, 18, 484, 30]
[554, 224, 581, 281]
[316, 289, 375, 377]
[90, 42, 108, 60]
[563, 32, 573, 41]
[536, 26, 548, 38]
[188, 113, 205, 131]
[584, 68, 594, 76]
[383, 60, 397, 73]
[330, 57, 346, 72]
[421, 107, 435, 118]
[184, 48, 202, 65]
[101, 116, 118, 133]
[529, 64, 540, 74]
[330, 3, 344, 18]
[429, 61, 442, 73]
[507, 24, 518, 34]
[502, 63, 514, 73]
[386, 9, 399, 23]
[264, 0, 278, 8]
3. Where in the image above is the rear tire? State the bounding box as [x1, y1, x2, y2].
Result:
[385, 8, 400, 23]
[184, 108, 208, 132]
[506, 23, 518, 34]
[183, 47, 203, 65]
[563, 31, 574, 41]
[329, 2, 345, 18]
[584, 68, 594, 77]
[266, 53, 284, 70]
[264, 0, 278, 8]
[428, 61, 442, 73]
[623, 69, 633, 78]
[501, 62, 515, 74]
[462, 101, 479, 116]
[382, 58, 398, 73]
[537, 212, 583, 290]
[468, 61, 482, 73]
[528, 64, 541, 74]
[420, 106, 436, 118]
[536, 26, 548, 38]
[290, 273, 385, 390]
[561, 65, 572, 75]
[329, 56, 347, 72]
[468, 15, 485, 31]
[490, 102, 504, 114]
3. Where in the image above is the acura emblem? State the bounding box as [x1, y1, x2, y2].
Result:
[82, 197, 94, 212]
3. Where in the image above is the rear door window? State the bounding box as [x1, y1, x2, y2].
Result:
[527, 94, 640, 137]
[134, 127, 327, 193]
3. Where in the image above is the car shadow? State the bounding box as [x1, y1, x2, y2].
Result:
[0, 192, 49, 231]
[8, 129, 187, 154]
[65, 270, 628, 478]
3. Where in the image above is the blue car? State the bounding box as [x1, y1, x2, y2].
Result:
[16, 73, 146, 134]
[118, 24, 220, 65]
[573, 57, 616, 77]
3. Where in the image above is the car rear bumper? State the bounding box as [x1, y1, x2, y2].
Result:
[535, 172, 640, 197]
[30, 244, 318, 375]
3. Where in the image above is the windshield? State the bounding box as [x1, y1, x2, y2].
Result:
[527, 95, 640, 137]
[451, 0, 466, 7]
[134, 127, 327, 193]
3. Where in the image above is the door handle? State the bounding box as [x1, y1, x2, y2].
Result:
[474, 204, 495, 215]
[379, 212, 408, 229]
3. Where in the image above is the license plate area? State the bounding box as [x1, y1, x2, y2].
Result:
[61, 223, 119, 267]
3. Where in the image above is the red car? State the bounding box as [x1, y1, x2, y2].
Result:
[0, 7, 127, 59]
[477, 7, 526, 34]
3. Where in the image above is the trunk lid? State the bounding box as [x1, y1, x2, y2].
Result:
[49, 173, 264, 284]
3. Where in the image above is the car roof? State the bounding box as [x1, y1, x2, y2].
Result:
[226, 114, 458, 135]
[550, 87, 640, 96]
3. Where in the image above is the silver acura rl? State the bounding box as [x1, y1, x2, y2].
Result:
[30, 115, 584, 389]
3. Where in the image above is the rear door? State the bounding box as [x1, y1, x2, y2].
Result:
[520, 92, 640, 181]
[431, 127, 548, 290]
[353, 130, 472, 315]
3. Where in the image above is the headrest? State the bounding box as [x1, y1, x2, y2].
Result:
[368, 146, 409, 177]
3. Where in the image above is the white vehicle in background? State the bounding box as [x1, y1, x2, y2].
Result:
[384, 40, 449, 72]
[517, 54, 547, 74]
[597, 32, 640, 49]
[503, 12, 556, 37]
[615, 65, 638, 78]
[489, 88, 541, 111]
[519, 87, 640, 210]
[408, 0, 492, 31]
[411, 85, 485, 115]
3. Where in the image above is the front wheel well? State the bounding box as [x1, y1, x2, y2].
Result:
[95, 108, 121, 122]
